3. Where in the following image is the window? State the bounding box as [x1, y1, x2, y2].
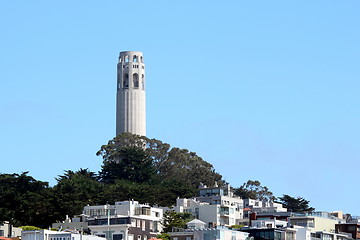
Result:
[133, 55, 138, 62]
[113, 234, 123, 240]
[153, 221, 159, 232]
[125, 56, 129, 62]
[123, 73, 129, 88]
[131, 219, 136, 227]
[142, 220, 146, 230]
[141, 74, 145, 89]
[133, 73, 139, 88]
[137, 236, 141, 240]
[149, 221, 153, 231]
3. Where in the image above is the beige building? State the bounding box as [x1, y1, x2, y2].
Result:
[289, 212, 344, 232]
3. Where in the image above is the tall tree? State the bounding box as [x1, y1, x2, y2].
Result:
[234, 180, 275, 201]
[97, 133, 223, 188]
[99, 146, 155, 184]
[0, 172, 55, 228]
[278, 194, 315, 213]
[53, 168, 103, 220]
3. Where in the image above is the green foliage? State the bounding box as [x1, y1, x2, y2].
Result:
[234, 180, 275, 201]
[97, 133, 223, 188]
[20, 226, 42, 231]
[230, 224, 245, 229]
[0, 134, 222, 228]
[0, 172, 56, 228]
[278, 194, 315, 213]
[99, 147, 155, 184]
[156, 233, 170, 240]
[53, 168, 103, 220]
[162, 211, 194, 233]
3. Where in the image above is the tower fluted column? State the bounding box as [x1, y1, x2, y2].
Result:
[116, 51, 146, 136]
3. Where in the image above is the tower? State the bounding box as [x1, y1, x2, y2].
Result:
[116, 51, 146, 136]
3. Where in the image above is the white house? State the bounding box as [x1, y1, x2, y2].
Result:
[164, 184, 244, 227]
[83, 200, 163, 240]
[0, 221, 22, 237]
[21, 230, 106, 240]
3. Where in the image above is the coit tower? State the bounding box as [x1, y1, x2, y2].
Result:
[116, 51, 146, 136]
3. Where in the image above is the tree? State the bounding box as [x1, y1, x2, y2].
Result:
[0, 172, 55, 228]
[99, 146, 155, 184]
[156, 233, 170, 240]
[278, 194, 315, 213]
[53, 168, 103, 220]
[234, 180, 275, 201]
[97, 133, 223, 188]
[162, 211, 194, 233]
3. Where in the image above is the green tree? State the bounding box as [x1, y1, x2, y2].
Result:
[234, 180, 275, 201]
[53, 168, 103, 220]
[162, 211, 194, 233]
[278, 194, 315, 213]
[97, 133, 223, 188]
[99, 147, 155, 184]
[156, 233, 170, 240]
[0, 172, 55, 228]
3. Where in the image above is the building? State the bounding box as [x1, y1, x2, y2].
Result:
[243, 218, 297, 240]
[336, 223, 360, 239]
[83, 200, 163, 240]
[289, 212, 344, 233]
[116, 51, 146, 137]
[164, 184, 244, 227]
[243, 199, 287, 216]
[52, 215, 89, 233]
[249, 212, 294, 226]
[0, 222, 22, 238]
[241, 227, 297, 240]
[21, 230, 105, 240]
[169, 220, 249, 240]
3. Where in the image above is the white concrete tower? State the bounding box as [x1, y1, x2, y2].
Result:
[116, 51, 146, 136]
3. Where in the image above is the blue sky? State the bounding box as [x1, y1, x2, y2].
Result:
[1, 1, 359, 215]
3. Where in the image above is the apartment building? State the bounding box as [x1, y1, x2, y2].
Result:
[83, 200, 163, 240]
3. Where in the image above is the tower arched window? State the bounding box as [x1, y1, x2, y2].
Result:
[125, 56, 129, 62]
[133, 55, 138, 62]
[141, 74, 145, 89]
[140, 56, 143, 63]
[133, 73, 139, 88]
[123, 73, 129, 88]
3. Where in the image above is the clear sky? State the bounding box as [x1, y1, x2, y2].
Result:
[1, 1, 359, 215]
